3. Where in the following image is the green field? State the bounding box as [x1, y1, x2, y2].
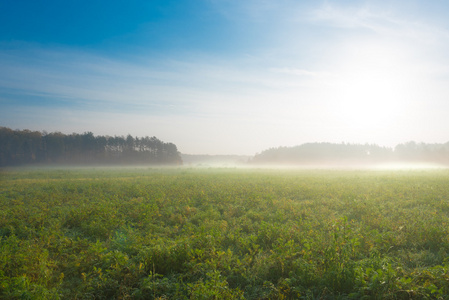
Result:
[1, 167, 449, 299]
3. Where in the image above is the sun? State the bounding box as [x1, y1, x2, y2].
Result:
[332, 41, 411, 132]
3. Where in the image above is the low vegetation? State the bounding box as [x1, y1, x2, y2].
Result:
[1, 167, 449, 299]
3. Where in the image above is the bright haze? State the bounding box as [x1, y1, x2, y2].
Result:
[1, 0, 449, 155]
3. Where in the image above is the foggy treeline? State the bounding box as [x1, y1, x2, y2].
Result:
[3, 126, 449, 168]
[251, 142, 449, 166]
[0, 127, 182, 167]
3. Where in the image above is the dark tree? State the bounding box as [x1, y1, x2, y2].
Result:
[0, 127, 182, 167]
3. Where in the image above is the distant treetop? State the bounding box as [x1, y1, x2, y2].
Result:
[250, 142, 449, 166]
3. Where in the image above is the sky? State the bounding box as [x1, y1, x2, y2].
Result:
[1, 0, 449, 155]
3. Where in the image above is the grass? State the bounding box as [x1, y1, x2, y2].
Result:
[1, 167, 449, 299]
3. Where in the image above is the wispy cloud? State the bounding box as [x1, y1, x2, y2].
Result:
[310, 2, 449, 44]
[0, 45, 322, 118]
[270, 67, 331, 78]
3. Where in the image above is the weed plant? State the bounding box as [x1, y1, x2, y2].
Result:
[1, 167, 449, 299]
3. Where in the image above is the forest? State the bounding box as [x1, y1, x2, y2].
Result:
[251, 142, 449, 166]
[0, 127, 182, 167]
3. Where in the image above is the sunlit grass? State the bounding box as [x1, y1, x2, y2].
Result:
[1, 167, 449, 299]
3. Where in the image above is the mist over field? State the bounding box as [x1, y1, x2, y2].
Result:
[3, 126, 449, 170]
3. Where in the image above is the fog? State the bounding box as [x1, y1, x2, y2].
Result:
[2, 127, 449, 170]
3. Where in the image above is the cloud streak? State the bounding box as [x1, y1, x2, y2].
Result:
[310, 2, 449, 44]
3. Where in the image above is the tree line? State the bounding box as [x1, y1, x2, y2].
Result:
[0, 127, 182, 167]
[251, 142, 449, 166]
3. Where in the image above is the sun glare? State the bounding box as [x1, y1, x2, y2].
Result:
[333, 41, 411, 131]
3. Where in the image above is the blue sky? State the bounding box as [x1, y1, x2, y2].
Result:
[2, 0, 449, 154]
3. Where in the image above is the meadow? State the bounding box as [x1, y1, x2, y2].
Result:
[1, 167, 449, 299]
